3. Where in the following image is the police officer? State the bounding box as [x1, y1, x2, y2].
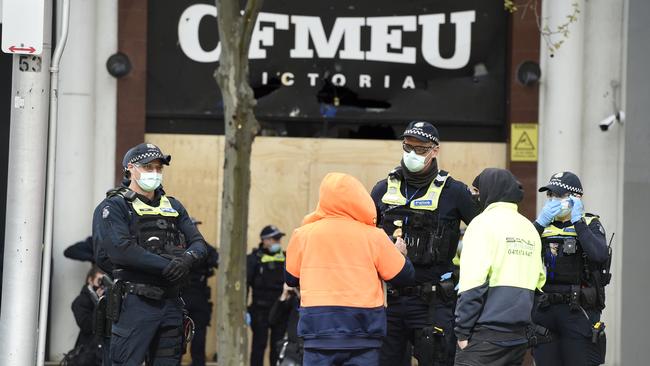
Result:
[371, 121, 478, 366]
[247, 225, 288, 366]
[532, 172, 610, 366]
[182, 218, 219, 366]
[92, 143, 207, 366]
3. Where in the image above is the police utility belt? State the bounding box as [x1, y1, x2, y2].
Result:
[122, 282, 180, 300]
[387, 279, 456, 303]
[115, 281, 180, 300]
[538, 285, 600, 311]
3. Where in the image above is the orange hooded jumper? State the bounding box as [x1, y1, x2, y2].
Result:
[285, 173, 414, 350]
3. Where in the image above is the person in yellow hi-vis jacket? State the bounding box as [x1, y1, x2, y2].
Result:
[454, 168, 546, 366]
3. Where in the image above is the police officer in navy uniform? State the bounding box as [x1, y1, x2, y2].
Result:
[93, 143, 207, 366]
[532, 172, 610, 366]
[247, 225, 288, 366]
[371, 121, 478, 366]
[182, 218, 219, 366]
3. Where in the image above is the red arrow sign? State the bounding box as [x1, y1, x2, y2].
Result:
[9, 46, 36, 53]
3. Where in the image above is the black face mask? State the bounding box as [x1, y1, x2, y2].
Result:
[472, 168, 524, 209]
[470, 193, 481, 212]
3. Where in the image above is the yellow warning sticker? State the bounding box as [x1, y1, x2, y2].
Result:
[511, 123, 538, 162]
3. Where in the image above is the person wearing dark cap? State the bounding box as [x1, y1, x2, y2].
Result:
[92, 142, 207, 365]
[532, 172, 610, 366]
[247, 225, 289, 366]
[371, 121, 479, 366]
[454, 168, 546, 366]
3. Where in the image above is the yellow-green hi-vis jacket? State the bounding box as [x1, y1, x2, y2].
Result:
[455, 202, 546, 340]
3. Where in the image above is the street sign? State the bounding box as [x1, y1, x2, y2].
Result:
[511, 123, 538, 162]
[1, 0, 45, 55]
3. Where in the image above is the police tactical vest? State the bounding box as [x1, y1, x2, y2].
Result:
[130, 196, 185, 259]
[252, 250, 286, 307]
[541, 215, 597, 285]
[380, 171, 457, 266]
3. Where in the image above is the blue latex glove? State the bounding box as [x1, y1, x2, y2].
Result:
[245, 312, 251, 326]
[440, 271, 460, 291]
[570, 196, 584, 223]
[440, 272, 453, 282]
[535, 199, 562, 227]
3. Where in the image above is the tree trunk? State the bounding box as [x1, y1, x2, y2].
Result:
[214, 0, 263, 365]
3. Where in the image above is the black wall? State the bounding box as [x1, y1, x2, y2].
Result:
[0, 24, 13, 304]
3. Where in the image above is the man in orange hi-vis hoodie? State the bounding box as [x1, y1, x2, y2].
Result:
[285, 172, 415, 366]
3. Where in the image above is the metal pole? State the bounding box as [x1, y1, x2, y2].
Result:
[0, 1, 53, 365]
[36, 0, 71, 363]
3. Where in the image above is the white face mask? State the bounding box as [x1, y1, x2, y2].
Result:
[269, 243, 282, 253]
[135, 169, 163, 192]
[403, 151, 428, 172]
[551, 197, 573, 218]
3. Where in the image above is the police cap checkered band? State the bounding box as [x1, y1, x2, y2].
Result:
[400, 121, 440, 144]
[538, 171, 583, 195]
[122, 143, 171, 168]
[260, 225, 285, 239]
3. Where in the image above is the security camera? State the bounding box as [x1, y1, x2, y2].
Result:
[106, 52, 132, 78]
[599, 111, 625, 131]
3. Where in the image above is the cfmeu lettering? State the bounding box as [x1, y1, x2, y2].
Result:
[179, 5, 476, 69]
[262, 72, 417, 89]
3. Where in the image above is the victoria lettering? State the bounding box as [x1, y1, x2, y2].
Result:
[178, 5, 475, 69]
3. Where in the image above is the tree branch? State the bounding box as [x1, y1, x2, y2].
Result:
[240, 0, 264, 58]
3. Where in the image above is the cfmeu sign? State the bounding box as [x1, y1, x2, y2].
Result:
[1, 0, 45, 54]
[179, 5, 476, 70]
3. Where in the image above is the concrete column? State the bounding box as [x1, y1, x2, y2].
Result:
[0, 2, 52, 364]
[48, 0, 98, 360]
[538, 0, 586, 196]
[93, 0, 118, 200]
[580, 1, 626, 364]
[620, 0, 650, 364]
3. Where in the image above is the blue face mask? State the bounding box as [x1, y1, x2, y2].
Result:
[269, 243, 282, 253]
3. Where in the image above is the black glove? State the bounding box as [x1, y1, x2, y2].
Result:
[162, 253, 195, 282]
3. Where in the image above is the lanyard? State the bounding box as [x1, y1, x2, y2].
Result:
[404, 185, 423, 205]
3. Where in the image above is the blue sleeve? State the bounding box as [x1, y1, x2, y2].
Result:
[452, 181, 479, 225]
[247, 251, 260, 291]
[97, 199, 170, 274]
[205, 244, 219, 268]
[370, 180, 388, 226]
[385, 257, 415, 287]
[285, 268, 299, 287]
[575, 218, 609, 264]
[171, 199, 207, 259]
[370, 180, 387, 205]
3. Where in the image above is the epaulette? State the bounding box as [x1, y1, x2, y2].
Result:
[388, 167, 402, 179]
[433, 170, 450, 187]
[105, 187, 137, 202]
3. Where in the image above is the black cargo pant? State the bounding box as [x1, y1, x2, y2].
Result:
[379, 295, 456, 366]
[533, 304, 605, 366]
[183, 289, 212, 366]
[109, 294, 184, 366]
[454, 340, 527, 366]
[250, 305, 288, 366]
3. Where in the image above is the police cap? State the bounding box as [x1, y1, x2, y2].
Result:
[122, 143, 171, 169]
[538, 171, 583, 196]
[260, 225, 285, 240]
[400, 121, 440, 145]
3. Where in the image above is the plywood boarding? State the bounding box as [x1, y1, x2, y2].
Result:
[146, 134, 506, 361]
